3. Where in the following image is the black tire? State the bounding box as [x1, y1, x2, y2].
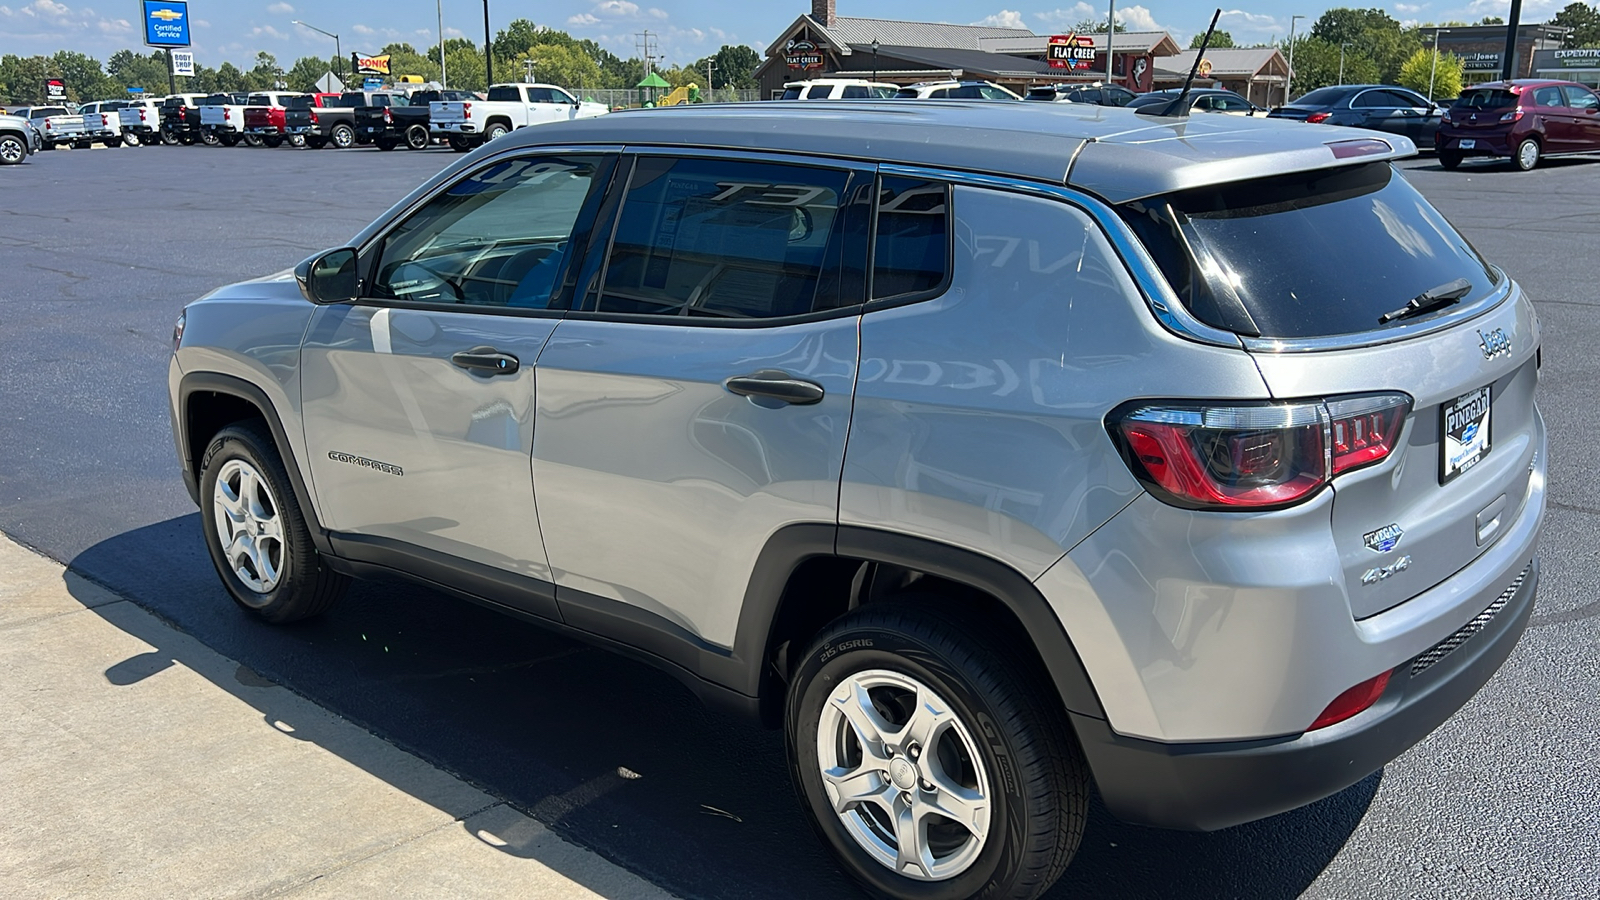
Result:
[123, 132, 141, 147]
[73, 141, 92, 150]
[288, 134, 306, 148]
[485, 122, 509, 141]
[262, 135, 283, 148]
[786, 599, 1087, 900]
[198, 422, 348, 624]
[308, 136, 327, 149]
[1514, 137, 1540, 171]
[0, 134, 26, 165]
[448, 135, 476, 153]
[243, 134, 263, 148]
[101, 139, 122, 149]
[200, 130, 220, 146]
[330, 123, 355, 149]
[220, 134, 242, 147]
[375, 136, 399, 151]
[180, 133, 197, 145]
[1438, 150, 1463, 170]
[404, 123, 430, 150]
[160, 127, 180, 145]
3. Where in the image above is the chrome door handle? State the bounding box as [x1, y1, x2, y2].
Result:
[723, 370, 825, 405]
[451, 346, 520, 375]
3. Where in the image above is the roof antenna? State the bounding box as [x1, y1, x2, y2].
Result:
[1139, 8, 1221, 118]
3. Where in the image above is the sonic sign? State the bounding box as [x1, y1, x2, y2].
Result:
[142, 0, 191, 48]
[1047, 34, 1096, 70]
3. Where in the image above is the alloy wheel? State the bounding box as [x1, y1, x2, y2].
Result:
[816, 669, 992, 882]
[0, 136, 24, 164]
[211, 459, 286, 594]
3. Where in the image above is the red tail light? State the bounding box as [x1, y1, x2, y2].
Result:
[310, 111, 319, 124]
[179, 108, 187, 120]
[43, 118, 52, 129]
[383, 107, 393, 124]
[1309, 669, 1391, 730]
[140, 108, 147, 122]
[1500, 109, 1523, 122]
[463, 101, 472, 119]
[1109, 393, 1411, 511]
[1305, 111, 1332, 124]
[224, 108, 231, 120]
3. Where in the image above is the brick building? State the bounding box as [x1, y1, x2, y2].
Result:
[1417, 24, 1571, 84]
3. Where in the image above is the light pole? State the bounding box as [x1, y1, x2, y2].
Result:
[871, 39, 879, 82]
[483, 0, 493, 87]
[1286, 14, 1304, 105]
[292, 20, 342, 84]
[1428, 28, 1449, 101]
[437, 0, 447, 88]
[1338, 42, 1346, 84]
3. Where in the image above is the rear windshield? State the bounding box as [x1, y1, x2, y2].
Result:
[35, 107, 67, 117]
[1120, 163, 1500, 339]
[781, 87, 803, 100]
[1294, 86, 1353, 106]
[285, 96, 311, 109]
[487, 86, 521, 102]
[1454, 89, 1518, 110]
[202, 94, 232, 105]
[337, 93, 368, 107]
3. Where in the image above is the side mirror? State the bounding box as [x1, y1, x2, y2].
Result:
[294, 247, 359, 304]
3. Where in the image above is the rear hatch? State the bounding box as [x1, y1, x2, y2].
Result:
[1445, 88, 1519, 132]
[1118, 160, 1539, 618]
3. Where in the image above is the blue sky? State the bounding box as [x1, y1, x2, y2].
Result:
[0, 0, 1571, 69]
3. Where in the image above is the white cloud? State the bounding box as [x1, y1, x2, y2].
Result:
[96, 16, 129, 33]
[1034, 4, 1097, 29]
[1117, 5, 1165, 32]
[648, 7, 668, 19]
[568, 12, 599, 25]
[351, 23, 374, 35]
[250, 24, 287, 39]
[972, 10, 1026, 29]
[1466, 0, 1562, 17]
[1394, 3, 1423, 12]
[595, 0, 640, 16]
[266, 2, 293, 13]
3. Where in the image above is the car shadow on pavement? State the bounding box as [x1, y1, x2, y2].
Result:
[67, 514, 1377, 900]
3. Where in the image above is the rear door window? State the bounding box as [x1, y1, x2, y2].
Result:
[1118, 162, 1500, 338]
[1564, 85, 1600, 111]
[805, 84, 833, 99]
[595, 156, 868, 319]
[1531, 85, 1565, 108]
[841, 85, 870, 99]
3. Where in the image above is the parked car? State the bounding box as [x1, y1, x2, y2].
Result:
[243, 92, 309, 148]
[282, 93, 344, 149]
[161, 93, 209, 145]
[198, 91, 254, 146]
[1024, 83, 1139, 106]
[780, 78, 899, 100]
[291, 92, 398, 150]
[1129, 88, 1265, 115]
[117, 97, 165, 146]
[1436, 79, 1600, 170]
[78, 100, 132, 147]
[350, 89, 473, 150]
[12, 106, 89, 149]
[0, 111, 42, 164]
[430, 83, 608, 152]
[893, 80, 1020, 100]
[1268, 84, 1443, 149]
[170, 103, 1543, 900]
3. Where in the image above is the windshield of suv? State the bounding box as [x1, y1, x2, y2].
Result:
[1119, 162, 1500, 338]
[1454, 89, 1518, 110]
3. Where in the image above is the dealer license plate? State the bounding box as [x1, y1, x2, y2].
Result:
[1460, 139, 1476, 149]
[1441, 386, 1491, 483]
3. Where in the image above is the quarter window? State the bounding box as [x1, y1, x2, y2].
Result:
[872, 177, 949, 300]
[595, 157, 865, 319]
[372, 156, 608, 308]
[806, 84, 834, 99]
[1564, 86, 1599, 111]
[1532, 86, 1565, 108]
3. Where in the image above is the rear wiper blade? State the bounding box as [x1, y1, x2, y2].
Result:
[1377, 278, 1474, 324]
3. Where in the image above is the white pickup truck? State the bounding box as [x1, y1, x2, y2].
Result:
[430, 83, 607, 152]
[13, 106, 89, 149]
[198, 92, 253, 146]
[117, 98, 164, 146]
[78, 100, 131, 147]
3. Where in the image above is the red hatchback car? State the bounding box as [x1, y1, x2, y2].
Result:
[1437, 79, 1600, 170]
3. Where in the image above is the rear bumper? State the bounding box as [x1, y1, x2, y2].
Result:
[1437, 129, 1515, 155]
[1078, 555, 1537, 831]
[436, 122, 476, 133]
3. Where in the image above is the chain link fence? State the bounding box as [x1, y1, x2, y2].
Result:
[569, 88, 762, 108]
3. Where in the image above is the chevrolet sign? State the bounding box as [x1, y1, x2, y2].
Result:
[143, 0, 191, 48]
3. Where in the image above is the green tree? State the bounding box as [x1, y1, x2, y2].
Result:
[1286, 35, 1380, 94]
[1479, 16, 1505, 25]
[285, 55, 343, 92]
[51, 50, 112, 102]
[1551, 2, 1600, 47]
[1074, 17, 1124, 33]
[0, 54, 55, 104]
[444, 44, 488, 91]
[691, 44, 761, 89]
[1398, 47, 1463, 101]
[1190, 30, 1235, 48]
[1309, 8, 1418, 82]
[106, 50, 171, 93]
[377, 42, 440, 82]
[513, 43, 604, 89]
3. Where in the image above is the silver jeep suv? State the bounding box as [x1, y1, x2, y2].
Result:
[168, 101, 1545, 899]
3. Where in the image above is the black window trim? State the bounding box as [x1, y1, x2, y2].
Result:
[864, 176, 955, 312]
[351, 147, 624, 319]
[562, 147, 882, 330]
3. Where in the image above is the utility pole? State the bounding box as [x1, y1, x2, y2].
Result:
[1501, 0, 1522, 80]
[1286, 14, 1304, 105]
[483, 0, 493, 87]
[635, 30, 657, 80]
[437, 0, 447, 87]
[1428, 28, 1449, 101]
[1338, 42, 1346, 84]
[524, 58, 535, 83]
[1106, 0, 1116, 85]
[166, 49, 176, 95]
[704, 59, 716, 100]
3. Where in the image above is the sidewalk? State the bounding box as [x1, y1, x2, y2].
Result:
[0, 535, 675, 899]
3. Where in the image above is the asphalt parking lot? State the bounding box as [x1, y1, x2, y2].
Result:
[2, 141, 1597, 899]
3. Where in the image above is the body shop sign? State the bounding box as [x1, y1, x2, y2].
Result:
[785, 40, 825, 70]
[1048, 34, 1097, 70]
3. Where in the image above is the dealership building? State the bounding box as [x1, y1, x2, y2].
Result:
[1417, 23, 1571, 84]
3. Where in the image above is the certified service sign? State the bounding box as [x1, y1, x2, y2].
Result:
[143, 0, 191, 48]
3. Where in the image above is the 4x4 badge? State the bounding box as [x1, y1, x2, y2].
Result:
[1364, 523, 1404, 553]
[1478, 327, 1511, 360]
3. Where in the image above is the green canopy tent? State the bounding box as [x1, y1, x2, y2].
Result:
[637, 71, 670, 107]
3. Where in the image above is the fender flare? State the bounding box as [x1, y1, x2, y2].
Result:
[725, 524, 1106, 720]
[176, 371, 332, 555]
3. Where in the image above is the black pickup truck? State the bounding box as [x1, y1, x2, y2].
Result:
[354, 89, 477, 151]
[159, 93, 209, 145]
[286, 92, 399, 149]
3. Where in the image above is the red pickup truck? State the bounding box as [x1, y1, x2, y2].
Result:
[243, 92, 310, 148]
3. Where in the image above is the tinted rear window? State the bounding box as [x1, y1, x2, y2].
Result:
[781, 87, 803, 100]
[873, 177, 949, 300]
[285, 96, 311, 109]
[1120, 163, 1500, 339]
[1454, 89, 1518, 110]
[487, 86, 521, 102]
[1295, 87, 1354, 106]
